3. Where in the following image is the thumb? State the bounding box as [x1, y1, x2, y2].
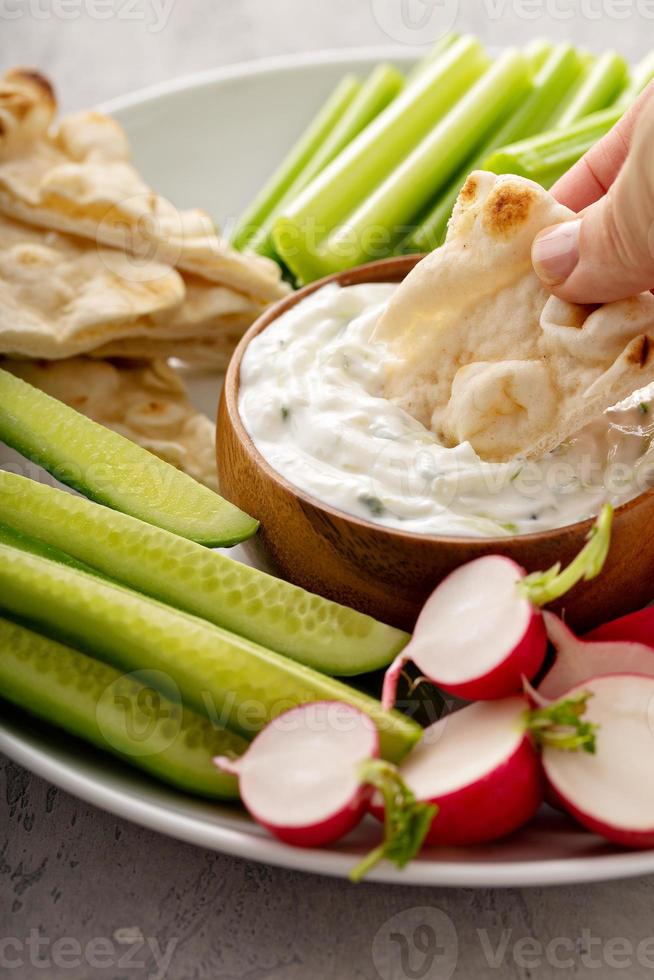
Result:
[532, 92, 654, 303]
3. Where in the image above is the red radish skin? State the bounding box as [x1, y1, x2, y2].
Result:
[542, 674, 654, 848]
[539, 612, 654, 700]
[585, 605, 654, 647]
[382, 556, 548, 708]
[374, 697, 543, 846]
[216, 701, 379, 848]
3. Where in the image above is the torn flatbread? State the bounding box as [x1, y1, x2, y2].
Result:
[90, 329, 250, 369]
[0, 213, 264, 359]
[374, 171, 654, 461]
[2, 357, 219, 490]
[0, 69, 289, 304]
[0, 212, 184, 357]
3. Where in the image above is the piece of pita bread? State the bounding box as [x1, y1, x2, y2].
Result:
[90, 330, 249, 369]
[2, 357, 219, 490]
[374, 170, 654, 461]
[0, 213, 264, 359]
[0, 69, 289, 304]
[0, 212, 185, 357]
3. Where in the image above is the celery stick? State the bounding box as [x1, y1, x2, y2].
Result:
[273, 35, 490, 283]
[406, 43, 583, 252]
[524, 38, 554, 72]
[482, 50, 654, 190]
[0, 617, 245, 799]
[554, 51, 627, 128]
[0, 471, 408, 676]
[312, 49, 531, 276]
[0, 542, 422, 762]
[483, 105, 623, 187]
[231, 74, 361, 249]
[250, 64, 404, 258]
[616, 50, 654, 106]
[406, 31, 460, 82]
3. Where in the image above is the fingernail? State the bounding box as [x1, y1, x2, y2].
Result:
[532, 219, 581, 286]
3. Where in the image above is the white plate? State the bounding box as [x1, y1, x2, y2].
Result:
[2, 50, 653, 887]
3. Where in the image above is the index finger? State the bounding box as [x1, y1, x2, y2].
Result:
[551, 81, 654, 211]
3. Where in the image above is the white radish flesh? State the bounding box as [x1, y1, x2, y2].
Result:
[542, 674, 654, 847]
[382, 697, 543, 845]
[217, 701, 378, 847]
[539, 612, 654, 700]
[382, 556, 547, 706]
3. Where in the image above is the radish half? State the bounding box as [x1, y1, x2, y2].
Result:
[382, 505, 614, 708]
[371, 692, 596, 846]
[543, 674, 654, 848]
[539, 612, 654, 700]
[216, 701, 379, 848]
[215, 701, 436, 881]
[585, 605, 654, 646]
[382, 556, 547, 705]
[383, 697, 544, 845]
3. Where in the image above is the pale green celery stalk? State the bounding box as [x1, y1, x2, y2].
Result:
[311, 49, 531, 276]
[405, 31, 460, 82]
[554, 50, 628, 128]
[482, 105, 624, 186]
[616, 50, 654, 106]
[249, 64, 404, 258]
[406, 43, 583, 252]
[231, 74, 360, 249]
[483, 54, 654, 190]
[272, 35, 490, 283]
[524, 38, 554, 72]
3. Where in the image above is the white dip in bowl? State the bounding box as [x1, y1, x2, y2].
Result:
[239, 282, 654, 538]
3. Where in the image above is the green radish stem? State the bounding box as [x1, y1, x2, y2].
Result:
[306, 48, 532, 276]
[273, 35, 490, 283]
[250, 64, 405, 258]
[349, 760, 437, 882]
[0, 369, 257, 547]
[0, 471, 408, 676]
[520, 504, 613, 608]
[527, 691, 598, 754]
[0, 542, 422, 762]
[0, 616, 246, 798]
[406, 43, 583, 252]
[554, 50, 628, 129]
[231, 74, 361, 250]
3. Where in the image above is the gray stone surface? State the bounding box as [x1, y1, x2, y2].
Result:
[2, 2, 654, 977]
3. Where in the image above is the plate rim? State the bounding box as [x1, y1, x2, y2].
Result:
[3, 48, 652, 889]
[4, 720, 654, 888]
[98, 45, 425, 115]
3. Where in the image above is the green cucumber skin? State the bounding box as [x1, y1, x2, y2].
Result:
[0, 472, 408, 676]
[0, 369, 258, 547]
[0, 616, 244, 799]
[0, 543, 422, 763]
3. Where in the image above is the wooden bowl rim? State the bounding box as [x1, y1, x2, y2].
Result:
[221, 255, 654, 547]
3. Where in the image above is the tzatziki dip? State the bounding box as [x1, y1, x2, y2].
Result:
[239, 283, 654, 538]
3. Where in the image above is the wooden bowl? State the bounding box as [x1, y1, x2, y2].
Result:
[218, 256, 654, 633]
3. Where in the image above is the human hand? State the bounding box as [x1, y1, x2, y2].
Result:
[532, 82, 654, 303]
